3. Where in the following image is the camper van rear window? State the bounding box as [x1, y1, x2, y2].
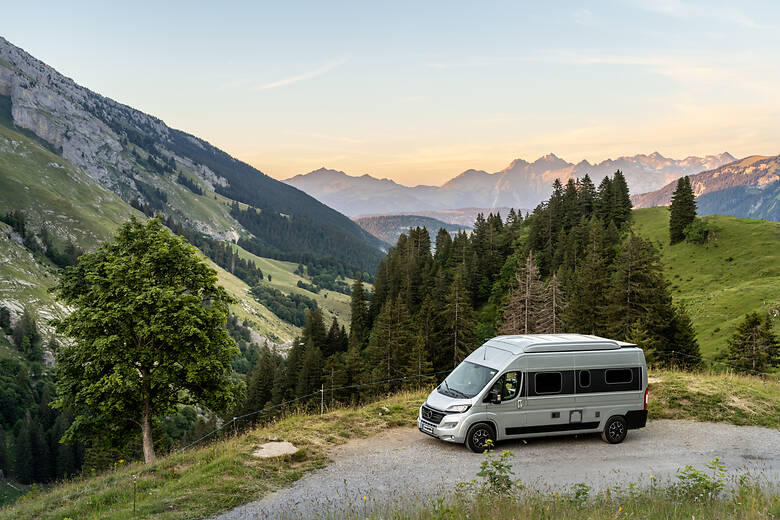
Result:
[534, 372, 562, 394]
[605, 369, 633, 384]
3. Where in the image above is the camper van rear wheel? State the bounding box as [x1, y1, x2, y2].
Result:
[466, 423, 495, 453]
[602, 416, 628, 444]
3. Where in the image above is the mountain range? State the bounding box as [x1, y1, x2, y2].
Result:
[285, 153, 736, 217]
[632, 155, 780, 221]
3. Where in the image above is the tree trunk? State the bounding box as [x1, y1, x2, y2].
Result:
[140, 369, 156, 463]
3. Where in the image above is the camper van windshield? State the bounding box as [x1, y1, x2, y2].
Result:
[439, 361, 498, 399]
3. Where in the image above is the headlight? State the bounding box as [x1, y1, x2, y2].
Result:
[446, 404, 471, 413]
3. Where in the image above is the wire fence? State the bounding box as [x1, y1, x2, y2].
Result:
[6, 352, 776, 511]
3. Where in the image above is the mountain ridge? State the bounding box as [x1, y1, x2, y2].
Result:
[631, 154, 780, 221]
[0, 36, 384, 272]
[285, 152, 736, 216]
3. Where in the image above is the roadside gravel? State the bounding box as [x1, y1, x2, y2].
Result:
[215, 420, 780, 519]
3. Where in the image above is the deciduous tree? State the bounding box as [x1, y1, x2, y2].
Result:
[52, 218, 241, 463]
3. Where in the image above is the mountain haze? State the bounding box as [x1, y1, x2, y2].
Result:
[285, 152, 735, 216]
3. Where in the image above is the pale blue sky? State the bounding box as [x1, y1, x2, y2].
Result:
[4, 1, 779, 185]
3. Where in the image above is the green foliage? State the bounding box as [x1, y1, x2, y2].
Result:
[669, 176, 697, 244]
[474, 446, 515, 494]
[249, 284, 318, 327]
[726, 312, 779, 372]
[684, 217, 709, 244]
[670, 458, 726, 502]
[52, 218, 242, 462]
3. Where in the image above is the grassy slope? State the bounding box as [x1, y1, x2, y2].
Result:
[230, 243, 356, 327]
[0, 113, 355, 342]
[633, 207, 780, 356]
[4, 371, 778, 519]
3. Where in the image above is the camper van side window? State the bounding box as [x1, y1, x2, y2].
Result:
[605, 368, 633, 384]
[578, 370, 591, 388]
[535, 372, 562, 394]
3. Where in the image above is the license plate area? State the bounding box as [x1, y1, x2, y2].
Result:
[419, 421, 436, 436]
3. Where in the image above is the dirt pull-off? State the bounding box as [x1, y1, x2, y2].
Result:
[217, 420, 780, 519]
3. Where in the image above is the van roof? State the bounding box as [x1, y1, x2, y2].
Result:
[485, 334, 635, 354]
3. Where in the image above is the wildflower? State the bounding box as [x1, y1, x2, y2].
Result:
[119, 459, 125, 464]
[363, 496, 367, 500]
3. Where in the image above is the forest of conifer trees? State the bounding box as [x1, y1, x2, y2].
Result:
[241, 172, 703, 417]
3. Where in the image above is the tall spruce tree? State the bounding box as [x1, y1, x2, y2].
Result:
[440, 271, 476, 368]
[669, 176, 697, 244]
[727, 312, 779, 372]
[499, 250, 544, 334]
[607, 232, 672, 341]
[610, 170, 632, 227]
[366, 295, 414, 388]
[564, 223, 609, 335]
[348, 276, 369, 349]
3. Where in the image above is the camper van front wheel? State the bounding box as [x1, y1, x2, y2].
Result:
[466, 423, 496, 453]
[602, 416, 628, 444]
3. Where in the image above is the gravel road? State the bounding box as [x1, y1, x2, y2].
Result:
[215, 420, 780, 519]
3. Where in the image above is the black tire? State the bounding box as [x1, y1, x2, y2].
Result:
[601, 415, 628, 444]
[466, 423, 496, 453]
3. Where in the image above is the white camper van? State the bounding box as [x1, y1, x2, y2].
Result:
[418, 334, 648, 452]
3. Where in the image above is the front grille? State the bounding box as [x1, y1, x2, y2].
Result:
[421, 405, 446, 425]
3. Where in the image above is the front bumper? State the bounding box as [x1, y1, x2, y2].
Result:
[417, 412, 466, 443]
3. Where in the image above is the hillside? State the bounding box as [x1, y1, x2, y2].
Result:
[632, 207, 780, 356]
[3, 371, 778, 519]
[631, 155, 780, 221]
[696, 180, 780, 221]
[285, 152, 735, 216]
[0, 37, 384, 275]
[355, 214, 471, 244]
[0, 108, 357, 347]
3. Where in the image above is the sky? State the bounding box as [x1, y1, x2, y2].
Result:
[3, 1, 780, 186]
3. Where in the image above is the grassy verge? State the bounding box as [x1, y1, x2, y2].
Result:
[2, 390, 428, 520]
[353, 477, 779, 520]
[648, 369, 780, 429]
[3, 369, 779, 518]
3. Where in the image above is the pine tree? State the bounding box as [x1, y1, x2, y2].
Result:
[669, 176, 697, 244]
[366, 295, 414, 388]
[243, 346, 276, 415]
[348, 276, 369, 349]
[499, 251, 544, 334]
[564, 223, 609, 335]
[295, 340, 323, 399]
[661, 304, 701, 369]
[595, 176, 613, 223]
[610, 170, 632, 227]
[440, 271, 476, 368]
[607, 232, 671, 341]
[727, 312, 779, 372]
[13, 418, 33, 484]
[536, 271, 565, 334]
[406, 331, 435, 388]
[577, 174, 596, 217]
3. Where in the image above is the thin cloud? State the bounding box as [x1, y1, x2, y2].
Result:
[256, 57, 348, 91]
[630, 0, 759, 28]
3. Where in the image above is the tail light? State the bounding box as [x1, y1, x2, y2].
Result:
[644, 387, 649, 410]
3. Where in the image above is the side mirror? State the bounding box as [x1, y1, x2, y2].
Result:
[488, 388, 502, 405]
